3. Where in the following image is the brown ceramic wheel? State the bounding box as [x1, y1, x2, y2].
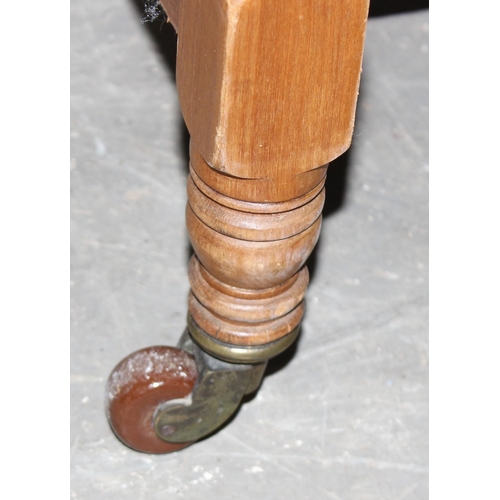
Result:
[106, 346, 198, 454]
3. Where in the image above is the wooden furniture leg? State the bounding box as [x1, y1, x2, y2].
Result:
[106, 0, 369, 453]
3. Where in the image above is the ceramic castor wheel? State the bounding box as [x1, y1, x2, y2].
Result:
[106, 346, 198, 453]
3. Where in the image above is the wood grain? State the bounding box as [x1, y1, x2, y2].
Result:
[187, 203, 322, 290]
[189, 256, 308, 322]
[190, 143, 328, 204]
[177, 0, 369, 178]
[186, 139, 324, 344]
[157, 0, 369, 348]
[187, 173, 325, 242]
[188, 290, 305, 345]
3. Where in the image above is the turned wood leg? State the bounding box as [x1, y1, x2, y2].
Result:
[186, 146, 324, 354]
[106, 0, 369, 453]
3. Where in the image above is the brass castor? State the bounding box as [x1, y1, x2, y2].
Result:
[106, 325, 280, 453]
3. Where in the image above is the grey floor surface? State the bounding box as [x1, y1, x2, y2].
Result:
[71, 3, 428, 499]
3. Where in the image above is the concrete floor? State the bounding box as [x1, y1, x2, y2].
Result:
[71, 3, 428, 499]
